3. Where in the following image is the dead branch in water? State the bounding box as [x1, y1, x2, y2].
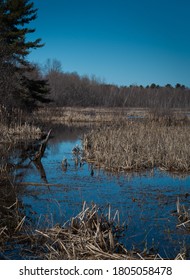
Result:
[33, 129, 52, 161]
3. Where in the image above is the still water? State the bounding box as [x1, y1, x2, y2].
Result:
[16, 124, 190, 259]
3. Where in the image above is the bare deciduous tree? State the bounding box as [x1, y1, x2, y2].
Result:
[39, 58, 190, 109]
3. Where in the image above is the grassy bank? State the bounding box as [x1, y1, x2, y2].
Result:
[0, 122, 42, 179]
[0, 110, 43, 259]
[0, 106, 42, 143]
[83, 117, 190, 173]
[0, 173, 25, 260]
[0, 122, 41, 143]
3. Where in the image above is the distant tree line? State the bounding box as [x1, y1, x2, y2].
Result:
[43, 59, 190, 109]
[1, 0, 189, 117]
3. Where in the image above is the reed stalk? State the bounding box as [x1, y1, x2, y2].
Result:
[83, 119, 190, 172]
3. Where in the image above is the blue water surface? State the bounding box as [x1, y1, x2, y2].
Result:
[16, 125, 190, 259]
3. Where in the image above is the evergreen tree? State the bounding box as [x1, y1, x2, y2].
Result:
[0, 0, 50, 112]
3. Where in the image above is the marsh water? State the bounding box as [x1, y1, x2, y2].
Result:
[14, 124, 190, 259]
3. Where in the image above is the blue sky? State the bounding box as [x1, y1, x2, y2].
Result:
[28, 0, 190, 87]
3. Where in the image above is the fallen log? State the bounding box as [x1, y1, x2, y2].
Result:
[33, 129, 52, 161]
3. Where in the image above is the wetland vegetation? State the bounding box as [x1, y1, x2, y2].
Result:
[1, 0, 190, 260]
[83, 113, 190, 173]
[1, 109, 190, 260]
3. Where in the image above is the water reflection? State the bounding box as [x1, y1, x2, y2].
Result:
[16, 124, 190, 259]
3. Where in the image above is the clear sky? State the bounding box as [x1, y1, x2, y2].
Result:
[28, 0, 190, 87]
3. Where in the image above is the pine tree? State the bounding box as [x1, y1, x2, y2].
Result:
[0, 0, 50, 112]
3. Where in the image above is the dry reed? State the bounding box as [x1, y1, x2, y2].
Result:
[0, 105, 42, 143]
[16, 202, 163, 260]
[83, 119, 190, 172]
[36, 106, 190, 124]
[0, 200, 187, 260]
[36, 107, 148, 124]
[0, 123, 41, 143]
[0, 181, 26, 259]
[176, 197, 190, 231]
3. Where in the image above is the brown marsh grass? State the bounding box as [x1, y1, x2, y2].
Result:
[0, 199, 186, 260]
[83, 118, 190, 172]
[36, 106, 190, 124]
[12, 202, 165, 260]
[176, 197, 190, 231]
[36, 107, 148, 123]
[0, 123, 41, 143]
[0, 106, 41, 143]
[0, 176, 26, 259]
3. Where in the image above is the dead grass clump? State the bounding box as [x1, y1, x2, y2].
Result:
[0, 123, 41, 143]
[30, 202, 128, 260]
[0, 200, 186, 260]
[0, 105, 42, 143]
[176, 197, 190, 231]
[20, 202, 162, 260]
[83, 120, 190, 172]
[0, 179, 26, 259]
[148, 109, 189, 126]
[36, 107, 128, 123]
[36, 107, 149, 124]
